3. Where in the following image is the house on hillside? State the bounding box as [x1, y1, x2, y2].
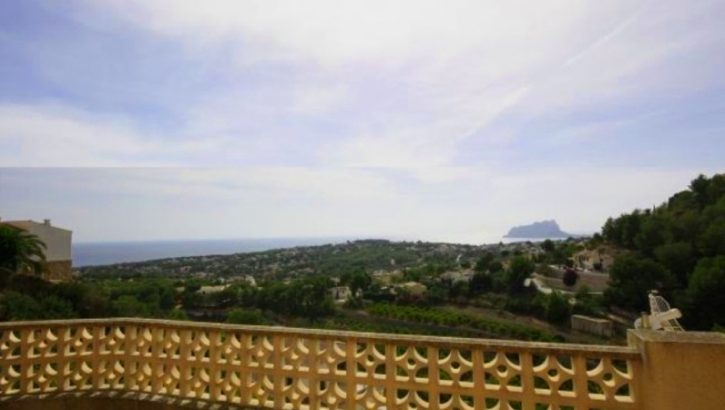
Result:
[397, 281, 427, 297]
[330, 286, 354, 303]
[372, 269, 402, 286]
[440, 269, 474, 284]
[526, 270, 609, 295]
[0, 218, 73, 282]
[243, 275, 257, 287]
[198, 285, 229, 295]
[572, 247, 616, 272]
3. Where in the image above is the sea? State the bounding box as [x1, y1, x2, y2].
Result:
[72, 237, 350, 267]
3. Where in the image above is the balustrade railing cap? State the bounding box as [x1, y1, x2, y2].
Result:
[0, 317, 640, 357]
[630, 329, 725, 344]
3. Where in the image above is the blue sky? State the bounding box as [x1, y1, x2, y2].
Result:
[0, 0, 723, 242]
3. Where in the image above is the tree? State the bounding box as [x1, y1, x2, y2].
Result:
[690, 174, 711, 209]
[184, 279, 202, 293]
[597, 173, 725, 323]
[346, 271, 372, 294]
[6, 273, 51, 295]
[541, 239, 556, 253]
[474, 253, 495, 273]
[469, 272, 492, 296]
[181, 290, 202, 309]
[0, 225, 47, 287]
[575, 285, 592, 304]
[698, 220, 725, 257]
[605, 254, 673, 311]
[0, 291, 41, 320]
[289, 276, 334, 321]
[38, 295, 76, 319]
[0, 290, 75, 321]
[158, 284, 177, 310]
[685, 256, 725, 329]
[113, 295, 150, 317]
[545, 292, 570, 325]
[167, 308, 188, 320]
[489, 260, 504, 273]
[448, 280, 468, 301]
[634, 217, 671, 256]
[505, 256, 534, 294]
[562, 268, 579, 287]
[425, 283, 448, 305]
[654, 242, 694, 286]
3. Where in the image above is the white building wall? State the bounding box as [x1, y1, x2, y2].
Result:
[22, 222, 72, 262]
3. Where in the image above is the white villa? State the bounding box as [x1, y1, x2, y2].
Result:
[0, 218, 73, 282]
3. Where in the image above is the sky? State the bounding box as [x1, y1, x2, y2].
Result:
[0, 0, 723, 243]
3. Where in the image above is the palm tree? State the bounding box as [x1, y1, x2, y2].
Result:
[0, 225, 47, 287]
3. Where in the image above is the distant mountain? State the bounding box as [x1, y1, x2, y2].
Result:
[504, 220, 571, 238]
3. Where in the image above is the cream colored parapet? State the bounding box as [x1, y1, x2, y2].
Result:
[0, 319, 642, 409]
[629, 330, 725, 410]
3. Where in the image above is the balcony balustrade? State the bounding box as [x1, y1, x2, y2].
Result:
[1, 318, 724, 410]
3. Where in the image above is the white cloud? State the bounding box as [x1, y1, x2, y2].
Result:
[2, 1, 722, 244]
[292, 84, 348, 115]
[0, 103, 302, 167]
[65, 1, 645, 173]
[0, 104, 163, 166]
[87, 1, 594, 67]
[327, 86, 529, 173]
[5, 1, 723, 179]
[93, 0, 724, 177]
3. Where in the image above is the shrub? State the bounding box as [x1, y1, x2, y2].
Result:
[506, 256, 535, 294]
[562, 268, 579, 287]
[226, 308, 267, 325]
[545, 292, 570, 325]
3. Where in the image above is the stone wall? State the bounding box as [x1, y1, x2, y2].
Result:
[571, 314, 615, 337]
[43, 260, 73, 282]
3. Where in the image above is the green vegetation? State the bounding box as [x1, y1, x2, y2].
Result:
[685, 256, 725, 329]
[2, 172, 722, 342]
[535, 239, 579, 266]
[0, 274, 179, 321]
[367, 303, 557, 341]
[182, 276, 335, 322]
[79, 239, 480, 280]
[544, 292, 570, 325]
[0, 225, 46, 287]
[506, 256, 535, 294]
[226, 308, 268, 325]
[602, 174, 725, 329]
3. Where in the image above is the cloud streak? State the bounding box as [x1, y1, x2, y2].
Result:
[1, 1, 724, 241]
[2, 0, 722, 173]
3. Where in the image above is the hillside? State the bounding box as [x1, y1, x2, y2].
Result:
[3, 173, 723, 342]
[601, 173, 725, 330]
[77, 239, 514, 280]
